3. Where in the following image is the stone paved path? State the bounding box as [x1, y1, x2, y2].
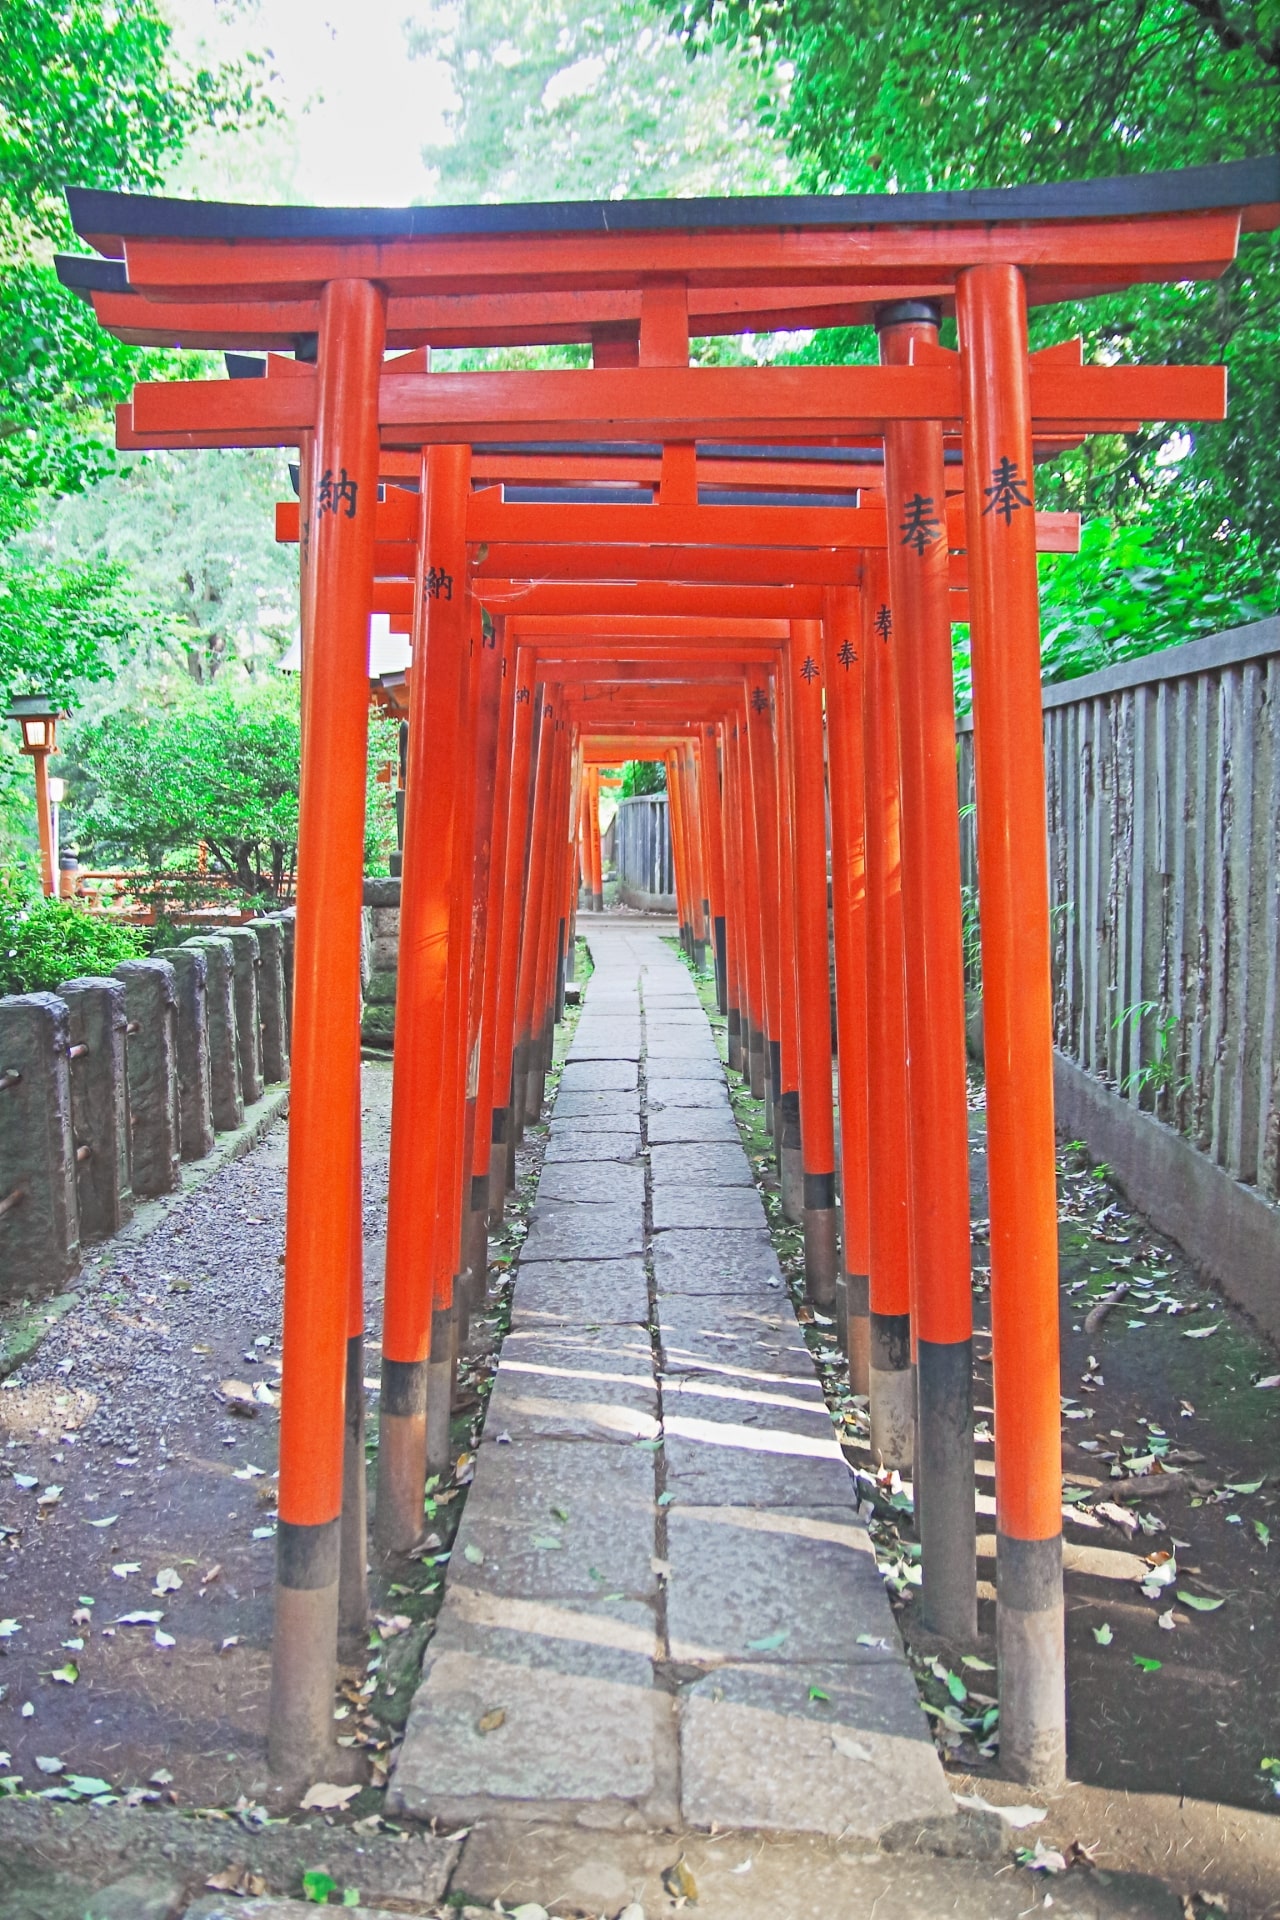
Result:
[389, 925, 951, 1843]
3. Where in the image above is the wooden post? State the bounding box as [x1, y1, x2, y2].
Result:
[376, 443, 472, 1556]
[270, 276, 385, 1785]
[958, 261, 1066, 1787]
[823, 586, 872, 1389]
[787, 619, 839, 1307]
[880, 303, 978, 1642]
[861, 556, 915, 1470]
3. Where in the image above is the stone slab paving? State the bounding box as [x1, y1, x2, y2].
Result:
[389, 926, 952, 1840]
[646, 1105, 741, 1143]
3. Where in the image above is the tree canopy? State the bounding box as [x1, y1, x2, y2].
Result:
[65, 679, 399, 903]
[665, 0, 1280, 621]
[0, 2, 277, 874]
[409, 0, 792, 203]
[0, 0, 268, 528]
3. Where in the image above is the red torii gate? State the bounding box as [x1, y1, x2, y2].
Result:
[60, 157, 1280, 1792]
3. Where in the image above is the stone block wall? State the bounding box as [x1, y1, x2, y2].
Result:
[0, 909, 295, 1305]
[361, 876, 400, 1048]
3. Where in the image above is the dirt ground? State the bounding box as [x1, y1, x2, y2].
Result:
[0, 1056, 544, 1826]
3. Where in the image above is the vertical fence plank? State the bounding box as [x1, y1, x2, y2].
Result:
[1257, 659, 1280, 1199]
[991, 622, 1280, 1203]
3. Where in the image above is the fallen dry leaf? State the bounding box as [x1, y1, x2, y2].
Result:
[663, 1857, 699, 1902]
[299, 1780, 361, 1811]
[206, 1866, 267, 1896]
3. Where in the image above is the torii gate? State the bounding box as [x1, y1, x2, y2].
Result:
[60, 157, 1279, 1792]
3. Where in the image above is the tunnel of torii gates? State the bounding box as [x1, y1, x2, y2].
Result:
[58, 155, 1279, 1791]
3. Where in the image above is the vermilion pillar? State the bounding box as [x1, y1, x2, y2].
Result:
[667, 747, 692, 959]
[787, 619, 839, 1306]
[514, 695, 557, 1133]
[338, 1106, 367, 1651]
[701, 725, 730, 1015]
[725, 721, 750, 1074]
[737, 704, 768, 1099]
[456, 597, 504, 1341]
[527, 709, 568, 1113]
[880, 304, 978, 1641]
[376, 443, 472, 1555]
[772, 670, 802, 1192]
[588, 764, 605, 911]
[490, 661, 538, 1204]
[745, 667, 783, 1131]
[270, 276, 384, 1784]
[823, 586, 871, 1391]
[687, 740, 711, 970]
[861, 556, 915, 1469]
[429, 594, 481, 1474]
[958, 263, 1066, 1787]
[472, 616, 518, 1233]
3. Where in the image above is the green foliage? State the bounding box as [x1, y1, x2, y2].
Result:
[1036, 519, 1270, 681]
[67, 679, 304, 904]
[951, 517, 1272, 706]
[61, 679, 399, 904]
[0, 545, 144, 710]
[0, 0, 264, 245]
[620, 759, 667, 795]
[0, 876, 144, 997]
[35, 449, 301, 688]
[0, 0, 279, 880]
[670, 0, 1278, 189]
[0, 0, 272, 535]
[409, 0, 792, 204]
[666, 0, 1280, 612]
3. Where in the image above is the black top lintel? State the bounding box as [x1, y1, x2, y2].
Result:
[65, 155, 1280, 253]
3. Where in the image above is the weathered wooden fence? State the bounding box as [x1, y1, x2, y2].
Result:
[614, 794, 675, 910]
[959, 616, 1280, 1335]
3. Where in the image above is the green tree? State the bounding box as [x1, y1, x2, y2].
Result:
[0, 0, 270, 526]
[667, 0, 1280, 612]
[68, 680, 304, 904]
[621, 760, 667, 794]
[33, 449, 300, 689]
[64, 679, 399, 904]
[409, 0, 793, 204]
[0, 0, 274, 834]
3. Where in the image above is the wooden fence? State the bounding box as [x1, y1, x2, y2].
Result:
[614, 794, 675, 910]
[958, 617, 1280, 1332]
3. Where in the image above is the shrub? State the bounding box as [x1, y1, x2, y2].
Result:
[0, 881, 146, 997]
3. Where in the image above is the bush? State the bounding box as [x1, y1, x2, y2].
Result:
[0, 881, 146, 997]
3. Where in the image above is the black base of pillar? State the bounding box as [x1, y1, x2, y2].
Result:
[916, 1337, 978, 1641]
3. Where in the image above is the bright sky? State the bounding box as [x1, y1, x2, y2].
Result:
[162, 0, 453, 206]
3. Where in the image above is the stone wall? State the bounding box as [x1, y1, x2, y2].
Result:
[0, 910, 294, 1303]
[361, 877, 400, 1048]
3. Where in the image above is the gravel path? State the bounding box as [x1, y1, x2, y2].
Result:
[0, 1064, 394, 1810]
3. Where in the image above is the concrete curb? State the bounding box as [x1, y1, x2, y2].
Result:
[0, 1081, 290, 1382]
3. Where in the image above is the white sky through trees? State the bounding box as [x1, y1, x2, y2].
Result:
[161, 0, 452, 205]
